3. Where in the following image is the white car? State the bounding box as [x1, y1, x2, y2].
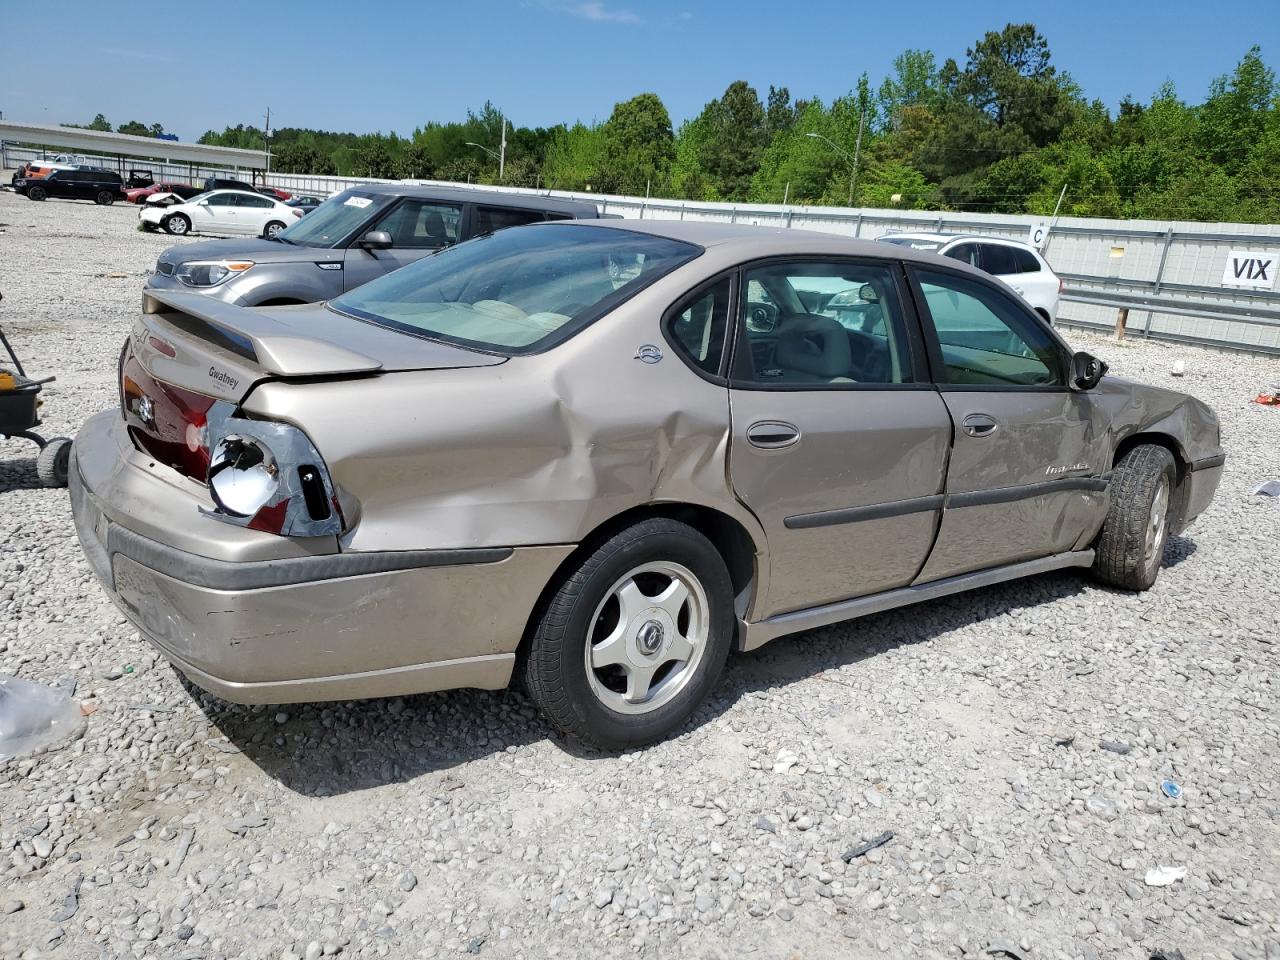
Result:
[139, 189, 302, 239]
[878, 233, 1062, 322]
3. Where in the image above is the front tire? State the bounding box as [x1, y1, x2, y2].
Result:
[95, 190, 116, 205]
[27, 185, 47, 201]
[263, 220, 286, 239]
[1092, 444, 1177, 591]
[524, 518, 734, 750]
[163, 213, 190, 236]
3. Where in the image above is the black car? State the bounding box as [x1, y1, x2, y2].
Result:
[284, 195, 323, 215]
[14, 168, 127, 205]
[203, 177, 258, 193]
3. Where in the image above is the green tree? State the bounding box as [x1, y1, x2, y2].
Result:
[273, 142, 336, 176]
[878, 49, 939, 127]
[116, 120, 153, 137]
[597, 93, 675, 195]
[695, 81, 768, 201]
[543, 122, 606, 190]
[353, 139, 396, 179]
[88, 113, 112, 131]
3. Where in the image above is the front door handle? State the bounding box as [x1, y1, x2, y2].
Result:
[746, 420, 800, 449]
[961, 413, 999, 438]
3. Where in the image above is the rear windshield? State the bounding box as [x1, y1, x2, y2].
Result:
[276, 189, 392, 248]
[330, 223, 700, 354]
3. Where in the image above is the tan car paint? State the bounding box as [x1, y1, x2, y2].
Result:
[71, 221, 1224, 706]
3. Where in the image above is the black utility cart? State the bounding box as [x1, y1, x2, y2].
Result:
[0, 293, 72, 487]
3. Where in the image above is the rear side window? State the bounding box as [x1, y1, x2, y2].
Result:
[978, 244, 1019, 276]
[236, 194, 273, 208]
[665, 276, 730, 377]
[474, 206, 547, 236]
[379, 200, 462, 249]
[1012, 247, 1041, 273]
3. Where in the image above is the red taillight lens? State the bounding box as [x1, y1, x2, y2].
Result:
[1058, 276, 1064, 294]
[120, 352, 216, 480]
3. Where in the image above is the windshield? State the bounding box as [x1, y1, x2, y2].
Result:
[878, 236, 945, 252]
[331, 224, 700, 353]
[276, 190, 393, 248]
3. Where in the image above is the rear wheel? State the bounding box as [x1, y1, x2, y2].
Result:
[95, 190, 116, 205]
[36, 438, 72, 488]
[263, 220, 286, 239]
[1092, 444, 1177, 590]
[523, 518, 734, 750]
[163, 214, 190, 236]
[27, 185, 47, 201]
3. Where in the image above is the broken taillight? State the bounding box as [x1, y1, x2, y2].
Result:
[119, 340, 215, 480]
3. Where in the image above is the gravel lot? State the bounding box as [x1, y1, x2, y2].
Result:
[1, 184, 1278, 960]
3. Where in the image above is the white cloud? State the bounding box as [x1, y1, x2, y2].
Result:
[559, 2, 641, 23]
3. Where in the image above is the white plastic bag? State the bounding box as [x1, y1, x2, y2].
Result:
[0, 675, 85, 761]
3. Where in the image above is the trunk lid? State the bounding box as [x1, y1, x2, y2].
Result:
[121, 291, 505, 481]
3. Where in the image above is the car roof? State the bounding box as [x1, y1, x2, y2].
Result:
[549, 218, 993, 269]
[352, 182, 599, 217]
[881, 231, 1038, 250]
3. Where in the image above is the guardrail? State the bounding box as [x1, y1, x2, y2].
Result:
[6, 142, 1280, 354]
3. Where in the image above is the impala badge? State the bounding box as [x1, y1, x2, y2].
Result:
[635, 344, 663, 364]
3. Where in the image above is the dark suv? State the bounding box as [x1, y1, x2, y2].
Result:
[203, 177, 258, 193]
[144, 184, 603, 306]
[15, 168, 127, 205]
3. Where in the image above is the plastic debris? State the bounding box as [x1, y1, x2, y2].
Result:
[1170, 360, 1185, 377]
[0, 675, 86, 761]
[1253, 481, 1280, 497]
[1252, 386, 1280, 406]
[772, 748, 799, 773]
[1100, 739, 1132, 755]
[1145, 865, 1187, 887]
[1161, 779, 1183, 799]
[841, 830, 894, 862]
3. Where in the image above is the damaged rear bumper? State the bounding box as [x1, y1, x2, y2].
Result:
[69, 412, 572, 704]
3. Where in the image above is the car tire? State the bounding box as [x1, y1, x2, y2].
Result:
[27, 185, 47, 201]
[263, 220, 286, 239]
[523, 518, 734, 750]
[95, 190, 116, 206]
[36, 438, 72, 488]
[163, 214, 191, 236]
[1092, 444, 1177, 591]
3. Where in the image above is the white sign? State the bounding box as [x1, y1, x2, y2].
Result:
[1027, 221, 1049, 249]
[1221, 250, 1277, 289]
[344, 196, 372, 208]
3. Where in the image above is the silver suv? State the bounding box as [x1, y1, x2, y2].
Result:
[143, 184, 602, 306]
[72, 221, 1223, 749]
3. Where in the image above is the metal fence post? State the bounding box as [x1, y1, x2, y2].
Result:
[1142, 226, 1176, 337]
[854, 212, 863, 238]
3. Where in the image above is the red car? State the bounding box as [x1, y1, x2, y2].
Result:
[125, 182, 202, 204]
[256, 185, 293, 201]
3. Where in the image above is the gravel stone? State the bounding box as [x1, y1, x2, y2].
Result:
[0, 188, 1278, 958]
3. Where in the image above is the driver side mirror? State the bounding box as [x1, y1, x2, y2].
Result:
[359, 230, 393, 250]
[1070, 351, 1107, 391]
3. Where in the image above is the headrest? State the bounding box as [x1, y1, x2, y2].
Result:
[775, 313, 852, 378]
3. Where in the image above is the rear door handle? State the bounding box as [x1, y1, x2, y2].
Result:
[961, 413, 999, 438]
[746, 420, 800, 449]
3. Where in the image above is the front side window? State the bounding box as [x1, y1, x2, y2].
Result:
[377, 200, 461, 249]
[330, 224, 699, 353]
[979, 244, 1019, 276]
[205, 193, 237, 207]
[735, 261, 913, 386]
[275, 189, 395, 248]
[916, 269, 1063, 386]
[474, 206, 546, 236]
[665, 277, 730, 377]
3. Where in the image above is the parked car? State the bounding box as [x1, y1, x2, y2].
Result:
[138, 190, 303, 238]
[127, 170, 155, 189]
[143, 184, 601, 306]
[126, 181, 201, 204]
[13, 167, 126, 204]
[70, 220, 1224, 748]
[203, 176, 258, 194]
[284, 195, 323, 215]
[878, 233, 1062, 322]
[256, 185, 292, 201]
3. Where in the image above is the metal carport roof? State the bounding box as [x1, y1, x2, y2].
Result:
[0, 120, 267, 169]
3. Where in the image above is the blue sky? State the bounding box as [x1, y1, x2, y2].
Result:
[1, 0, 1276, 140]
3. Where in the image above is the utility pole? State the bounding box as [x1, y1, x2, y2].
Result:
[499, 113, 506, 181]
[849, 107, 865, 207]
[264, 106, 272, 180]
